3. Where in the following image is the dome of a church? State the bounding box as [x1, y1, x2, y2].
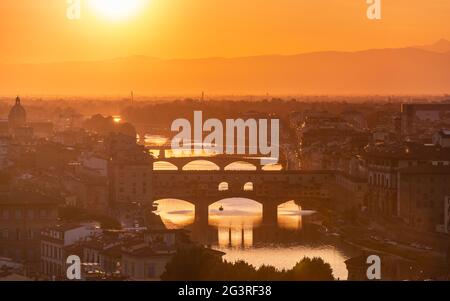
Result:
[8, 96, 26, 129]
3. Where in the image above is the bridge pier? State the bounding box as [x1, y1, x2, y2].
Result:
[138, 133, 147, 145]
[194, 199, 210, 227]
[262, 201, 278, 226]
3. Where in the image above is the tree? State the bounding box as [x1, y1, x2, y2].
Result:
[255, 265, 284, 281]
[83, 114, 136, 137]
[161, 246, 223, 280]
[161, 246, 335, 281]
[286, 257, 334, 281]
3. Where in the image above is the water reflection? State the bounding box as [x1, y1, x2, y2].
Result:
[155, 197, 355, 280]
[149, 135, 355, 280]
[222, 245, 351, 280]
[156, 199, 194, 228]
[145, 135, 283, 171]
[156, 199, 305, 233]
[143, 134, 168, 146]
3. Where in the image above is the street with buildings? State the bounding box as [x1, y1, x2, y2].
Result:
[0, 96, 449, 280]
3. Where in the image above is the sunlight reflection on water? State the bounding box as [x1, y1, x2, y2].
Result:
[149, 136, 351, 280]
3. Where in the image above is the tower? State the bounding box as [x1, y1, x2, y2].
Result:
[8, 96, 26, 130]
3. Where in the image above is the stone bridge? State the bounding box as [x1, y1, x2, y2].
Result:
[153, 155, 272, 171]
[150, 170, 335, 226]
[146, 143, 288, 170]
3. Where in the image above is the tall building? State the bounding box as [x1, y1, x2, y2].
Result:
[364, 142, 450, 218]
[398, 166, 450, 232]
[0, 190, 59, 275]
[108, 148, 153, 206]
[4, 96, 53, 140]
[40, 222, 100, 279]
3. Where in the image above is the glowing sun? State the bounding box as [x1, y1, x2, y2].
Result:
[87, 0, 148, 21]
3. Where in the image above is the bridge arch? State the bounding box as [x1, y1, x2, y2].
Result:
[207, 197, 282, 226]
[262, 163, 283, 171]
[182, 160, 220, 171]
[153, 198, 195, 228]
[218, 182, 229, 191]
[153, 161, 178, 170]
[209, 197, 263, 214]
[153, 197, 196, 206]
[224, 161, 258, 171]
[277, 200, 303, 230]
[243, 182, 254, 191]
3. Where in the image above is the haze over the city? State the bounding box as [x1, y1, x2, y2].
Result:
[0, 0, 450, 284]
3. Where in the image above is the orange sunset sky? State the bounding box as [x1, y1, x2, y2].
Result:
[0, 0, 449, 63]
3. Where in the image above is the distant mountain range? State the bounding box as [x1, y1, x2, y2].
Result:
[1, 40, 449, 96]
[414, 39, 450, 53]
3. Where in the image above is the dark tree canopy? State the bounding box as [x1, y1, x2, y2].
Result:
[161, 246, 334, 281]
[83, 114, 136, 137]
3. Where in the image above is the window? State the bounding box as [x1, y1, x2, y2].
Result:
[147, 264, 156, 277]
[1, 229, 9, 240]
[218, 182, 229, 191]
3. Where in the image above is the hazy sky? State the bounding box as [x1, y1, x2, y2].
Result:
[0, 0, 449, 63]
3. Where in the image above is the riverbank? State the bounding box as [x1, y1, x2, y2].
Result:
[323, 212, 449, 278]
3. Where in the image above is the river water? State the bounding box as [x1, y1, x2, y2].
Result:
[145, 135, 358, 280]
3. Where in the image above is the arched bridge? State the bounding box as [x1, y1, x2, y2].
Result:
[153, 155, 271, 171]
[151, 170, 335, 226]
[146, 143, 288, 170]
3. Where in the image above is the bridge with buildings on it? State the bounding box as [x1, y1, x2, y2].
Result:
[152, 155, 276, 171]
[147, 143, 289, 171]
[150, 169, 336, 226]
